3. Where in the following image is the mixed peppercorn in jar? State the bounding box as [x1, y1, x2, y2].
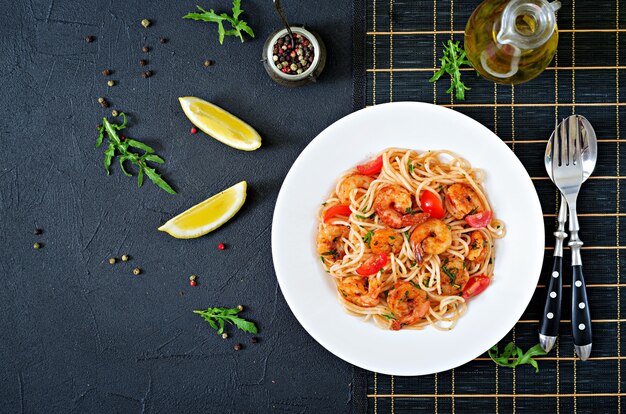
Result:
[272, 33, 315, 75]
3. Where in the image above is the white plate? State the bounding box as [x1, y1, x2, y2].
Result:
[271, 102, 544, 376]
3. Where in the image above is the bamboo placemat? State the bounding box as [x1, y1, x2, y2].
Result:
[352, 0, 626, 412]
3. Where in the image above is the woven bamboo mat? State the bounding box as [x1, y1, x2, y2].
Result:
[352, 0, 626, 412]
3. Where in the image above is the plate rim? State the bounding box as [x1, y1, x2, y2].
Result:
[271, 101, 545, 376]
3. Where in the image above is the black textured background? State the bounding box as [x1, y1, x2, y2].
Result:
[358, 0, 626, 413]
[0, 1, 356, 413]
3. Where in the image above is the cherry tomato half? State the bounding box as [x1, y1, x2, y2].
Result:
[356, 253, 388, 276]
[465, 210, 493, 228]
[356, 155, 383, 175]
[323, 204, 352, 223]
[420, 190, 445, 219]
[462, 275, 491, 300]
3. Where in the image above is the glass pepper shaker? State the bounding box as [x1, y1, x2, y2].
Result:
[262, 26, 326, 87]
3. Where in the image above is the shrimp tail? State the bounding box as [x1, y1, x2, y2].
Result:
[414, 243, 424, 264]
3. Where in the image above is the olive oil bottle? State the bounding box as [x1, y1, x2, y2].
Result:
[465, 0, 561, 84]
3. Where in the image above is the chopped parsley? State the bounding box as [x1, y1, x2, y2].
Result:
[339, 289, 348, 298]
[408, 162, 414, 173]
[382, 313, 397, 320]
[389, 236, 396, 241]
[363, 231, 375, 247]
[409, 280, 421, 289]
[468, 207, 479, 215]
[441, 262, 458, 283]
[405, 207, 417, 215]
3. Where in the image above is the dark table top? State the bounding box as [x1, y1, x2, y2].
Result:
[0, 1, 355, 412]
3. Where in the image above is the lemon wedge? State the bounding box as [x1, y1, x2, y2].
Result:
[158, 181, 247, 239]
[179, 97, 262, 151]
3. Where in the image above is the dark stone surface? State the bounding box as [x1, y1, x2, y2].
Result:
[0, 1, 355, 412]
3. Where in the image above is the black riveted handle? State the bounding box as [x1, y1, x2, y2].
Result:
[571, 265, 592, 348]
[539, 255, 563, 339]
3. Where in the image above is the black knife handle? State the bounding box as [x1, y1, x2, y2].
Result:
[539, 256, 563, 337]
[571, 264, 592, 346]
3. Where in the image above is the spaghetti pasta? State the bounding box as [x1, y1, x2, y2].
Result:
[316, 148, 505, 331]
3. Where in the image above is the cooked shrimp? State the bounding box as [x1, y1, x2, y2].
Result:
[445, 184, 483, 219]
[338, 276, 382, 307]
[317, 224, 349, 262]
[410, 218, 453, 263]
[337, 174, 374, 205]
[374, 185, 430, 229]
[387, 281, 431, 330]
[466, 230, 488, 262]
[440, 258, 470, 296]
[370, 229, 403, 255]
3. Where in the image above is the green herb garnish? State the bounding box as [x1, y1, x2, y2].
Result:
[405, 207, 416, 215]
[96, 114, 175, 194]
[382, 313, 396, 320]
[488, 342, 547, 373]
[322, 250, 338, 257]
[193, 306, 258, 335]
[408, 162, 414, 174]
[429, 40, 473, 100]
[441, 263, 457, 283]
[183, 0, 255, 45]
[468, 207, 479, 215]
[409, 280, 421, 289]
[363, 231, 375, 247]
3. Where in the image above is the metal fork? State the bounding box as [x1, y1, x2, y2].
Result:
[550, 117, 592, 360]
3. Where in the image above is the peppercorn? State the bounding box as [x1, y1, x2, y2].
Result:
[251, 337, 259, 344]
[34, 228, 43, 235]
[159, 37, 167, 44]
[139, 59, 147, 67]
[190, 127, 198, 134]
[111, 110, 119, 117]
[85, 35, 95, 43]
[33, 242, 41, 249]
[102, 69, 111, 76]
[189, 275, 198, 282]
[107, 80, 115, 87]
[203, 59, 213, 67]
[141, 19, 151, 28]
[218, 243, 225, 250]
[132, 267, 141, 276]
[141, 70, 152, 78]
[221, 333, 228, 339]
[108, 257, 116, 265]
[233, 343, 242, 351]
[142, 46, 150, 53]
[237, 305, 244, 311]
[121, 254, 130, 262]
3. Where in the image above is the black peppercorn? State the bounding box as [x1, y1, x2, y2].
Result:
[139, 59, 147, 67]
[203, 59, 213, 67]
[34, 228, 43, 235]
[142, 46, 150, 53]
[251, 337, 259, 344]
[102, 69, 111, 76]
[141, 70, 152, 78]
[85, 35, 95, 43]
[233, 343, 242, 351]
[159, 37, 167, 44]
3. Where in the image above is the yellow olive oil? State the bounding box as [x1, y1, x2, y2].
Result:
[465, 0, 560, 85]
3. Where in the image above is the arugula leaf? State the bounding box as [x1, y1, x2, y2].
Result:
[97, 114, 176, 194]
[429, 40, 474, 100]
[488, 342, 547, 373]
[194, 306, 258, 335]
[183, 0, 255, 45]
